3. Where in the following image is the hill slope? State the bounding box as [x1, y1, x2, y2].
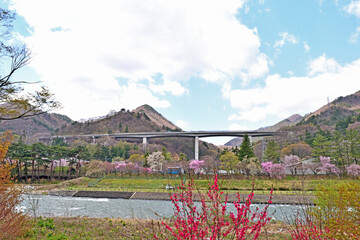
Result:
[0, 105, 216, 158]
[224, 114, 303, 146]
[0, 113, 72, 142]
[132, 104, 180, 131]
[58, 105, 181, 135]
[272, 90, 360, 147]
[297, 90, 360, 132]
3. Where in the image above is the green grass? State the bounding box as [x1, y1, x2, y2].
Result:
[63, 175, 360, 195]
[21, 217, 292, 240]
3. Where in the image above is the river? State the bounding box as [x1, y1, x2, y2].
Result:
[20, 195, 304, 222]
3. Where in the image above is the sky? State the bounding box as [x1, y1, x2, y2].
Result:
[1, 0, 360, 145]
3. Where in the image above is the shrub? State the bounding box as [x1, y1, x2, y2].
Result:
[156, 175, 273, 239]
[0, 131, 27, 239]
[290, 183, 360, 240]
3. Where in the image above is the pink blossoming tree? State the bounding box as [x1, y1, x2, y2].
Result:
[281, 155, 301, 175]
[346, 164, 360, 177]
[157, 175, 273, 239]
[317, 156, 340, 175]
[261, 162, 286, 179]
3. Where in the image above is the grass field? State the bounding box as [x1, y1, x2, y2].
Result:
[61, 174, 360, 195]
[21, 217, 292, 240]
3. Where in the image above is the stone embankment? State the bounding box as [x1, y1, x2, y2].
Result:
[47, 189, 314, 205]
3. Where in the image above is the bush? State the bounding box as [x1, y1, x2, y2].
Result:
[156, 175, 273, 239]
[0, 131, 27, 239]
[290, 183, 360, 240]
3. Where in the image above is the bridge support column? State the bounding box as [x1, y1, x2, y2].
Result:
[92, 136, 96, 144]
[143, 137, 147, 152]
[194, 136, 199, 160]
[261, 137, 266, 162]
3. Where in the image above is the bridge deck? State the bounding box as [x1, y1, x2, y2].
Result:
[38, 130, 278, 140]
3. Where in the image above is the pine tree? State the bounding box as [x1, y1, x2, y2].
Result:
[312, 134, 331, 159]
[237, 134, 254, 161]
[264, 139, 280, 163]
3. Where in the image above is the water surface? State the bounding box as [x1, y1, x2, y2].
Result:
[21, 195, 304, 222]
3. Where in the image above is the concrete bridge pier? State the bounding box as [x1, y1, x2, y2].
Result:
[142, 137, 148, 152]
[261, 137, 266, 161]
[92, 136, 96, 144]
[194, 136, 199, 160]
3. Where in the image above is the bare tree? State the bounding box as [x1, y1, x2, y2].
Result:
[0, 8, 60, 120]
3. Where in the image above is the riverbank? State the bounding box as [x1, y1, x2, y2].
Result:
[35, 189, 314, 205]
[21, 216, 292, 239]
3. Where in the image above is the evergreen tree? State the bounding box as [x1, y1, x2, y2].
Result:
[125, 125, 129, 132]
[264, 139, 280, 163]
[312, 134, 331, 158]
[237, 134, 254, 161]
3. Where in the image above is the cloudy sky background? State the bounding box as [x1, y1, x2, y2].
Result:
[1, 0, 360, 144]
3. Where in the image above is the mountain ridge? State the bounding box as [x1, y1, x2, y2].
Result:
[224, 114, 303, 146]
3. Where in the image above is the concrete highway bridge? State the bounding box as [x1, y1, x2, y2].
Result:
[38, 131, 278, 160]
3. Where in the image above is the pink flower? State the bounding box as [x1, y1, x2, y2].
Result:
[346, 164, 360, 177]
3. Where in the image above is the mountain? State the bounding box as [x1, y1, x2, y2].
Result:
[0, 113, 72, 142]
[0, 104, 217, 158]
[272, 90, 360, 148]
[297, 90, 360, 132]
[258, 114, 303, 132]
[132, 104, 180, 131]
[58, 105, 181, 136]
[226, 90, 360, 147]
[0, 104, 181, 142]
[224, 114, 303, 146]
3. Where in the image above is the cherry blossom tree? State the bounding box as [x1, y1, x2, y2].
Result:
[346, 164, 360, 177]
[281, 155, 301, 175]
[261, 162, 273, 176]
[147, 151, 165, 172]
[189, 160, 204, 172]
[317, 156, 341, 175]
[189, 160, 205, 178]
[115, 161, 127, 175]
[261, 162, 286, 179]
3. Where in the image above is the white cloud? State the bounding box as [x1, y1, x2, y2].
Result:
[349, 26, 360, 43]
[307, 54, 340, 76]
[228, 123, 249, 130]
[149, 78, 188, 96]
[228, 113, 238, 121]
[10, 0, 268, 120]
[175, 120, 189, 130]
[344, 1, 360, 17]
[303, 42, 310, 52]
[274, 32, 298, 48]
[227, 56, 360, 123]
